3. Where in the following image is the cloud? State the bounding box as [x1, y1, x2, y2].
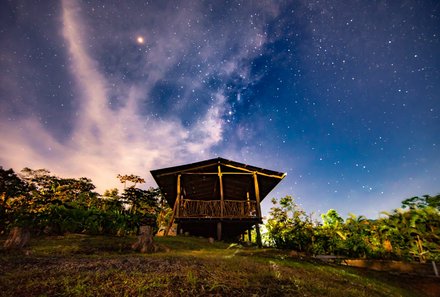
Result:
[187, 93, 226, 154]
[1, 0, 217, 191]
[0, 0, 280, 192]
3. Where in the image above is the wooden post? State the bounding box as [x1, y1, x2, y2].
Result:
[218, 165, 224, 218]
[165, 174, 181, 236]
[255, 224, 262, 248]
[217, 221, 222, 241]
[176, 176, 181, 219]
[246, 192, 250, 216]
[248, 229, 252, 242]
[253, 172, 263, 247]
[253, 172, 262, 219]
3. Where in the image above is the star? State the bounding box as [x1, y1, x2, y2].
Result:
[136, 36, 145, 44]
[0, 0, 438, 220]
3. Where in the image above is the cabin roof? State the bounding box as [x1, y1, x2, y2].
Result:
[150, 157, 286, 207]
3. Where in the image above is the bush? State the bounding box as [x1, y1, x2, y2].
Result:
[266, 196, 440, 262]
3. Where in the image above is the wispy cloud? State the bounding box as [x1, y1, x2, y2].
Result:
[0, 0, 215, 190]
[0, 0, 279, 192]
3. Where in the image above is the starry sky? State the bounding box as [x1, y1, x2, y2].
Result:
[0, 0, 439, 219]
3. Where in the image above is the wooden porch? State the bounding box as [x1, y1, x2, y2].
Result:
[151, 157, 286, 244]
[177, 199, 257, 219]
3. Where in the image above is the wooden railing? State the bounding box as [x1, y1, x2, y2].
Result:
[178, 199, 257, 218]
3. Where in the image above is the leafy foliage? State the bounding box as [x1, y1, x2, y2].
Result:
[266, 195, 440, 262]
[401, 194, 440, 210]
[1, 165, 438, 263]
[0, 167, 167, 236]
[0, 167, 29, 232]
[266, 196, 314, 253]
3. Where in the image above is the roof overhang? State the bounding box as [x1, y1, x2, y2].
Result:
[150, 157, 286, 207]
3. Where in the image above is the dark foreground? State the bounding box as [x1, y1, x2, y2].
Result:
[0, 234, 439, 297]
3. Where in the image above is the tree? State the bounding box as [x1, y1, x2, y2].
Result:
[6, 168, 99, 234]
[0, 167, 28, 201]
[343, 214, 373, 258]
[266, 196, 315, 253]
[117, 174, 160, 215]
[401, 194, 440, 211]
[321, 209, 343, 228]
[381, 202, 440, 262]
[312, 209, 346, 256]
[0, 167, 28, 232]
[101, 188, 123, 213]
[116, 172, 162, 233]
[117, 174, 145, 189]
[122, 187, 161, 216]
[19, 168, 62, 211]
[19, 168, 97, 207]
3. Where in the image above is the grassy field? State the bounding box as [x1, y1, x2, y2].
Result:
[0, 234, 438, 297]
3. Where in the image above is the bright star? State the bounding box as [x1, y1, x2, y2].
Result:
[136, 36, 145, 44]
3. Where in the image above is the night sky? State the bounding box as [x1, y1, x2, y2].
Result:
[1, 0, 439, 219]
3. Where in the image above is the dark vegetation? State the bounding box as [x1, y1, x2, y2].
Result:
[0, 167, 171, 236]
[0, 166, 439, 296]
[266, 195, 440, 263]
[1, 166, 439, 262]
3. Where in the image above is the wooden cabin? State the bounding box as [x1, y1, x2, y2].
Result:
[151, 157, 286, 245]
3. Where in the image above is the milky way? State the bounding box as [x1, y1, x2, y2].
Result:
[0, 0, 439, 218]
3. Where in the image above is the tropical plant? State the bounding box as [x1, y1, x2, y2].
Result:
[266, 196, 315, 253]
[266, 193, 440, 262]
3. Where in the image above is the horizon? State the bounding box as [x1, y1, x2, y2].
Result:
[2, 159, 437, 221]
[1, 0, 438, 220]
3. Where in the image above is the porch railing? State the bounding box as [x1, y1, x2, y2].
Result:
[178, 199, 257, 218]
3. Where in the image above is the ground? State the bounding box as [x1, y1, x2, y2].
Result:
[0, 234, 439, 296]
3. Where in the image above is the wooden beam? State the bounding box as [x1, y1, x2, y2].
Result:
[176, 187, 181, 219]
[179, 172, 253, 175]
[155, 163, 217, 177]
[253, 172, 262, 219]
[255, 224, 262, 248]
[218, 165, 224, 218]
[223, 163, 286, 179]
[176, 174, 181, 217]
[253, 172, 263, 248]
[165, 174, 181, 236]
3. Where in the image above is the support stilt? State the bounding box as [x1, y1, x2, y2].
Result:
[255, 224, 262, 248]
[165, 174, 181, 236]
[217, 221, 222, 241]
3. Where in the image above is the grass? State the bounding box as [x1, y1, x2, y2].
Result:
[0, 234, 438, 296]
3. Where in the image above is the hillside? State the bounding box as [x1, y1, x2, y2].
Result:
[0, 234, 438, 296]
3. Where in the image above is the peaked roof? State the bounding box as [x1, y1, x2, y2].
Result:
[151, 157, 286, 206]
